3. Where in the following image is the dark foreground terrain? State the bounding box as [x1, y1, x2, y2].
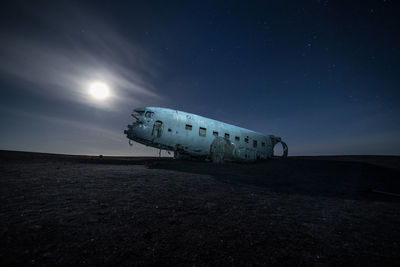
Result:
[1, 150, 399, 266]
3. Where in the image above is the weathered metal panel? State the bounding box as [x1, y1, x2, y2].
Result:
[124, 107, 288, 162]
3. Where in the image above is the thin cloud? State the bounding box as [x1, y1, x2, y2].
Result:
[0, 2, 162, 111]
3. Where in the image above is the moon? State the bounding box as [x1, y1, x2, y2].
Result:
[89, 81, 110, 100]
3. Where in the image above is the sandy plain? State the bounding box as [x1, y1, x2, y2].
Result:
[0, 150, 399, 266]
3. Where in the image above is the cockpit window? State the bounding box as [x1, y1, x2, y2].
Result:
[132, 110, 144, 120]
[145, 111, 154, 118]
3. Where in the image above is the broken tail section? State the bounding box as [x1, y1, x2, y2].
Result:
[270, 135, 288, 158]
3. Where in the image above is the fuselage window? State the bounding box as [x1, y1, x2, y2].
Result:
[224, 133, 230, 139]
[244, 137, 249, 143]
[199, 127, 206, 137]
[213, 131, 218, 136]
[168, 128, 172, 132]
[235, 136, 240, 141]
[261, 142, 265, 147]
[253, 140, 257, 148]
[145, 111, 154, 118]
[185, 124, 192, 130]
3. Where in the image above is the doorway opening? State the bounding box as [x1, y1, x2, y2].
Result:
[152, 120, 163, 138]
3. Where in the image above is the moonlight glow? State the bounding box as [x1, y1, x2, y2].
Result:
[89, 82, 110, 100]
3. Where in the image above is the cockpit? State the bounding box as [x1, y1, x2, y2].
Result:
[132, 108, 154, 123]
[145, 111, 154, 118]
[131, 108, 144, 121]
[124, 108, 157, 144]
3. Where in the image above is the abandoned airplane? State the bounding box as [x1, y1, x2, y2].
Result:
[124, 107, 288, 162]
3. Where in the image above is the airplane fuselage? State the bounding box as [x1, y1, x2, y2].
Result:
[124, 107, 287, 162]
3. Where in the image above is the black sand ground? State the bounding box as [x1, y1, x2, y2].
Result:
[0, 150, 399, 266]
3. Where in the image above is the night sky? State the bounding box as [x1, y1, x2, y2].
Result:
[0, 0, 399, 156]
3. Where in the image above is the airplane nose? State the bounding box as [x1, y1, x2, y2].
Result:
[124, 124, 136, 138]
[124, 124, 132, 136]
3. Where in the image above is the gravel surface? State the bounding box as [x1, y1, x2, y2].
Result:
[1, 150, 399, 266]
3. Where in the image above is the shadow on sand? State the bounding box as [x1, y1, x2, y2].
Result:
[1, 150, 398, 202]
[148, 157, 400, 202]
